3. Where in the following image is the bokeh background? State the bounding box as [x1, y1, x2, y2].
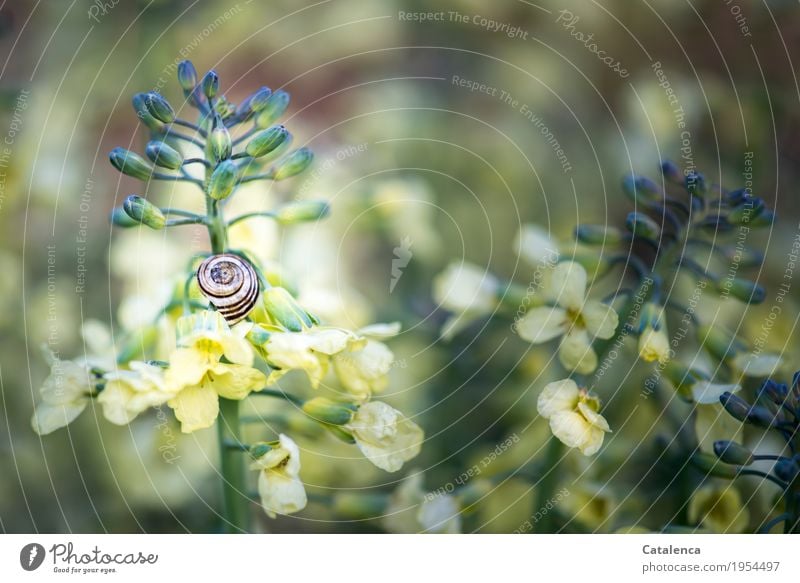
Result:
[2, 0, 800, 533]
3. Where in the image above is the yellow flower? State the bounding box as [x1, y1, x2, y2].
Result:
[537, 379, 611, 456]
[638, 327, 671, 364]
[688, 485, 749, 533]
[731, 352, 781, 378]
[99, 362, 177, 425]
[31, 351, 96, 435]
[263, 327, 361, 388]
[516, 261, 618, 374]
[514, 224, 560, 267]
[346, 401, 424, 472]
[166, 311, 266, 433]
[332, 323, 400, 400]
[432, 262, 500, 340]
[250, 433, 307, 518]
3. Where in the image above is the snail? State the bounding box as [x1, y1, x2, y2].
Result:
[196, 254, 259, 324]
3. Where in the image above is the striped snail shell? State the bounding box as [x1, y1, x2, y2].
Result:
[197, 254, 259, 325]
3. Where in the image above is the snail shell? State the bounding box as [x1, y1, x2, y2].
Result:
[197, 254, 259, 324]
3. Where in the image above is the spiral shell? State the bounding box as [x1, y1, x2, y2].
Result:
[196, 254, 259, 324]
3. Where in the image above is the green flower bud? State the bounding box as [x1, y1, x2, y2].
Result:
[774, 458, 798, 483]
[685, 171, 707, 197]
[245, 125, 289, 158]
[201, 70, 219, 99]
[325, 424, 356, 444]
[691, 451, 739, 479]
[719, 391, 751, 423]
[123, 195, 165, 229]
[697, 324, 742, 361]
[274, 200, 330, 225]
[728, 197, 765, 225]
[177, 60, 198, 91]
[720, 246, 763, 268]
[746, 405, 782, 429]
[302, 397, 357, 425]
[717, 278, 765, 304]
[749, 209, 775, 228]
[270, 148, 313, 180]
[660, 160, 683, 184]
[713, 440, 754, 466]
[144, 92, 175, 124]
[207, 160, 238, 200]
[145, 141, 183, 169]
[110, 207, 139, 227]
[262, 286, 313, 332]
[575, 224, 623, 245]
[131, 93, 165, 132]
[255, 89, 290, 128]
[621, 174, 662, 203]
[249, 442, 272, 459]
[109, 147, 154, 181]
[625, 211, 661, 240]
[209, 115, 232, 162]
[249, 87, 273, 112]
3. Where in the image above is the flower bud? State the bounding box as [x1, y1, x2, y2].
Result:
[262, 286, 314, 332]
[748, 209, 775, 228]
[255, 89, 290, 128]
[177, 60, 198, 91]
[123, 195, 165, 229]
[746, 405, 781, 429]
[720, 246, 763, 268]
[247, 87, 273, 113]
[131, 93, 165, 132]
[728, 197, 765, 225]
[270, 148, 313, 180]
[145, 141, 183, 169]
[660, 160, 683, 184]
[109, 147, 154, 181]
[697, 324, 742, 361]
[759, 379, 789, 406]
[249, 442, 272, 459]
[774, 458, 799, 483]
[144, 92, 175, 123]
[717, 278, 765, 304]
[207, 160, 238, 200]
[274, 200, 330, 225]
[110, 207, 139, 227]
[719, 391, 751, 423]
[302, 397, 356, 425]
[685, 171, 707, 197]
[201, 70, 219, 99]
[691, 451, 739, 479]
[575, 224, 623, 245]
[325, 424, 356, 444]
[713, 440, 754, 466]
[625, 211, 661, 240]
[622, 174, 662, 203]
[209, 115, 232, 162]
[245, 125, 289, 158]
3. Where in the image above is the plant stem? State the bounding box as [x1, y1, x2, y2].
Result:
[533, 437, 563, 533]
[218, 397, 249, 532]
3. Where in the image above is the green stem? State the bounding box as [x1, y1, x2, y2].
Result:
[533, 437, 563, 532]
[217, 397, 249, 532]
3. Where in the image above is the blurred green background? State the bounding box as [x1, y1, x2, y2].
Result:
[2, 0, 800, 533]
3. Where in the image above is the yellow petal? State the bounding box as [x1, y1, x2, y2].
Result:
[582, 301, 619, 340]
[559, 329, 598, 374]
[577, 401, 611, 432]
[537, 379, 579, 419]
[166, 348, 211, 388]
[516, 307, 568, 343]
[209, 363, 267, 400]
[168, 384, 219, 433]
[548, 261, 587, 310]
